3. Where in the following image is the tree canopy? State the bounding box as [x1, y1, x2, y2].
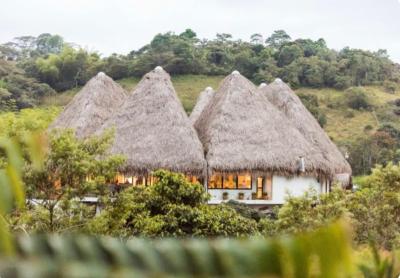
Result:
[1, 30, 398, 95]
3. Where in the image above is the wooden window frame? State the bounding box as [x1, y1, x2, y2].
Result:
[208, 174, 252, 190]
[237, 175, 252, 190]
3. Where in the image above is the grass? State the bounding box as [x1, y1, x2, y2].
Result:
[40, 87, 79, 107]
[39, 74, 400, 144]
[41, 75, 224, 113]
[171, 75, 223, 112]
[296, 87, 400, 143]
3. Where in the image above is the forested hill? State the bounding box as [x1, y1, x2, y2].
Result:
[1, 30, 400, 176]
[1, 30, 399, 98]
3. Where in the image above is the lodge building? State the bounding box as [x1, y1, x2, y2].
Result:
[50, 67, 351, 206]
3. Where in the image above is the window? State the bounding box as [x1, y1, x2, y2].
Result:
[186, 175, 199, 184]
[147, 175, 157, 186]
[238, 175, 251, 189]
[208, 175, 222, 189]
[116, 174, 125, 184]
[208, 174, 252, 189]
[136, 176, 145, 186]
[223, 175, 236, 189]
[266, 174, 272, 200]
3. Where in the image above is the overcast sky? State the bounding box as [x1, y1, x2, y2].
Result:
[1, 0, 400, 62]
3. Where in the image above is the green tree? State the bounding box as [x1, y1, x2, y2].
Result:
[298, 93, 327, 127]
[260, 187, 348, 236]
[12, 129, 124, 232]
[348, 163, 400, 249]
[35, 33, 64, 55]
[265, 30, 291, 49]
[179, 28, 197, 40]
[277, 44, 304, 67]
[346, 87, 371, 110]
[250, 33, 263, 45]
[89, 170, 258, 237]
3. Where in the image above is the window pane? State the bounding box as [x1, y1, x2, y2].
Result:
[186, 175, 199, 184]
[208, 175, 222, 189]
[148, 175, 158, 186]
[238, 175, 251, 189]
[116, 174, 124, 184]
[266, 174, 272, 200]
[136, 176, 145, 185]
[223, 175, 236, 189]
[257, 177, 263, 198]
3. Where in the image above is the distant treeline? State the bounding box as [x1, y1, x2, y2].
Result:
[0, 30, 399, 94]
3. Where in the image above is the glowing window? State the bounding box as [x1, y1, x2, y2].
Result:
[237, 175, 251, 189]
[116, 174, 125, 184]
[208, 175, 222, 189]
[136, 176, 145, 186]
[266, 174, 272, 200]
[223, 175, 236, 189]
[186, 175, 199, 184]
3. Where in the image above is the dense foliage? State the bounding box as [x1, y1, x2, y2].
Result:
[0, 60, 55, 110]
[1, 131, 400, 276]
[346, 124, 400, 175]
[259, 163, 400, 250]
[11, 129, 124, 233]
[1, 30, 399, 95]
[0, 107, 59, 138]
[1, 223, 353, 278]
[297, 93, 327, 127]
[89, 170, 258, 237]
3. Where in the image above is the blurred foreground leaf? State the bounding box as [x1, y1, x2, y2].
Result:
[0, 134, 45, 255]
[0, 221, 352, 278]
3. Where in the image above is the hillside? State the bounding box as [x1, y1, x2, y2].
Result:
[297, 86, 400, 142]
[40, 75, 400, 144]
[41, 75, 224, 113]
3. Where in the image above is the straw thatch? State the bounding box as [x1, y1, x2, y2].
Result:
[259, 79, 351, 179]
[101, 67, 206, 176]
[49, 72, 127, 138]
[189, 87, 215, 125]
[194, 71, 334, 177]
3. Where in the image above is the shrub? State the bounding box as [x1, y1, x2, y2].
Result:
[89, 170, 259, 237]
[394, 98, 400, 107]
[347, 163, 400, 249]
[226, 200, 266, 222]
[298, 93, 327, 127]
[364, 124, 373, 131]
[393, 108, 400, 116]
[344, 110, 355, 118]
[346, 87, 371, 110]
[317, 113, 327, 127]
[11, 129, 125, 233]
[383, 80, 397, 94]
[259, 187, 348, 236]
[334, 76, 352, 90]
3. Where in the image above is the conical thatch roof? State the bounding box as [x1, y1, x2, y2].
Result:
[49, 72, 127, 138]
[101, 67, 206, 176]
[259, 79, 351, 177]
[194, 71, 333, 177]
[189, 87, 215, 125]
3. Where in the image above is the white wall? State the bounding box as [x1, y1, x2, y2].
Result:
[207, 175, 324, 204]
[207, 188, 256, 201]
[271, 176, 322, 203]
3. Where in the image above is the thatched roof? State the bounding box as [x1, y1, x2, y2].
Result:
[194, 71, 333, 177]
[101, 66, 206, 176]
[259, 79, 351, 178]
[49, 72, 127, 138]
[189, 87, 215, 125]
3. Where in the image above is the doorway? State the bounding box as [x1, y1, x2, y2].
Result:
[256, 175, 272, 200]
[257, 177, 264, 199]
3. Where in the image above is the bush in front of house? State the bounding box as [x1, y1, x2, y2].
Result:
[88, 170, 259, 237]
